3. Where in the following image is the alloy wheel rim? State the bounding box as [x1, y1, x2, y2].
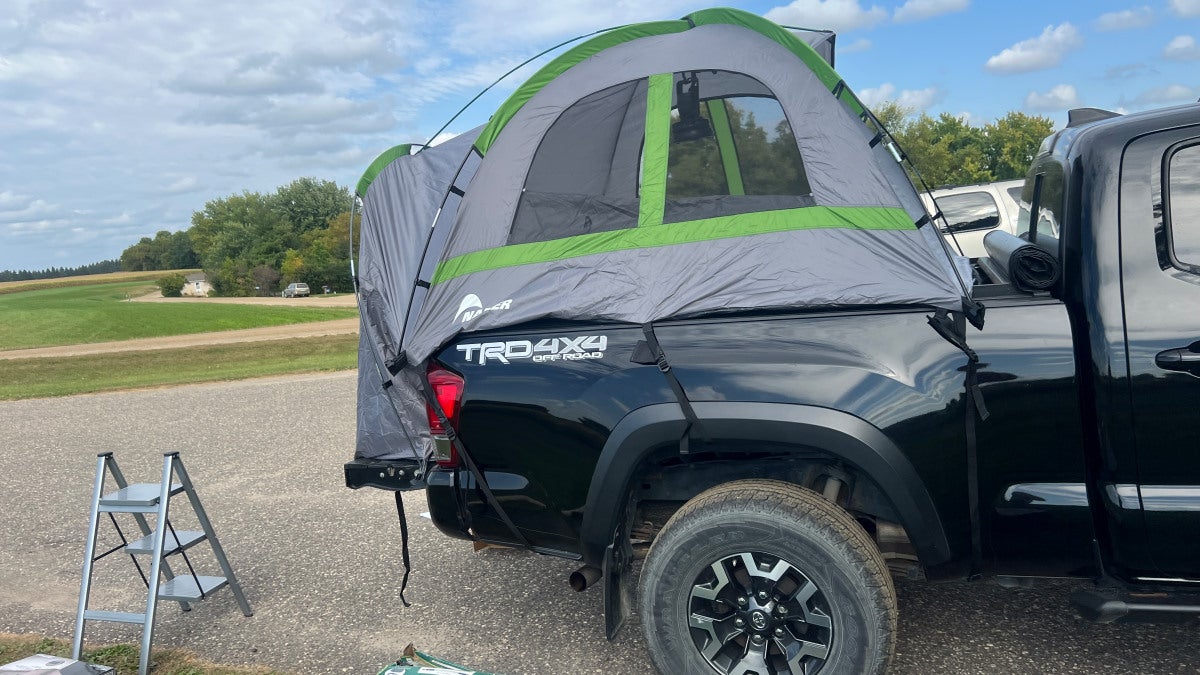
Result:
[687, 551, 834, 675]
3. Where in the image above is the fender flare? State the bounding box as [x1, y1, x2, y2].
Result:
[579, 401, 953, 568]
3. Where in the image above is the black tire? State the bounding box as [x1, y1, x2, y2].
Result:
[639, 479, 897, 675]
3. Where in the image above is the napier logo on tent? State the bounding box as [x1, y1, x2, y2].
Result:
[454, 293, 512, 323]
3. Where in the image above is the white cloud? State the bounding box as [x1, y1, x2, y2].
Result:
[985, 23, 1082, 74]
[1025, 84, 1082, 111]
[857, 83, 944, 111]
[447, 0, 695, 54]
[1105, 63, 1157, 80]
[1169, 0, 1200, 17]
[430, 132, 461, 147]
[162, 177, 201, 195]
[0, 193, 61, 224]
[899, 87, 944, 110]
[1163, 35, 1200, 60]
[841, 38, 873, 54]
[0, 0, 426, 271]
[858, 83, 896, 108]
[764, 0, 887, 32]
[1094, 6, 1154, 30]
[893, 0, 969, 23]
[1135, 83, 1198, 104]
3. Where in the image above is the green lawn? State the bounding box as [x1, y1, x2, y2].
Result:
[0, 281, 358, 350]
[0, 334, 359, 400]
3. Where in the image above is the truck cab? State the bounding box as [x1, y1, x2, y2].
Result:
[1049, 104, 1200, 582]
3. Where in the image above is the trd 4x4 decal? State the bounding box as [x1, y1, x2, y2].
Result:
[456, 336, 608, 365]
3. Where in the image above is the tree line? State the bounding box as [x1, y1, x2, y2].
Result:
[0, 259, 120, 282]
[873, 102, 1054, 188]
[119, 177, 353, 296]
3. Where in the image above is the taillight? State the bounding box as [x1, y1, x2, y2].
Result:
[426, 365, 464, 467]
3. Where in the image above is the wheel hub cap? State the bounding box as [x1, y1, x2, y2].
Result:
[687, 551, 834, 675]
[750, 611, 768, 630]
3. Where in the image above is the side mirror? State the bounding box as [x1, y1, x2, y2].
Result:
[672, 73, 713, 143]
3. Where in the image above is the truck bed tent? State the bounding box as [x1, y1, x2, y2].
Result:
[353, 7, 969, 462]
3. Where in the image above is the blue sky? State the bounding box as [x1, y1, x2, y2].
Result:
[1, 0, 1197, 271]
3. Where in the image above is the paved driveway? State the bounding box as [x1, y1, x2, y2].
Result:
[0, 372, 1195, 674]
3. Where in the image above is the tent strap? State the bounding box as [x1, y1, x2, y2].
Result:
[634, 323, 703, 454]
[927, 309, 989, 579]
[394, 491, 412, 607]
[420, 376, 532, 550]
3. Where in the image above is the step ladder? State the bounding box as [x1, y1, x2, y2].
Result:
[72, 452, 251, 675]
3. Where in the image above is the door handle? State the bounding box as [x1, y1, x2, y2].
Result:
[1156, 345, 1200, 373]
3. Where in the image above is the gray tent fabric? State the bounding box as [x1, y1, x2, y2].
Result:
[352, 10, 970, 462]
[802, 30, 836, 65]
[354, 129, 480, 461]
[446, 24, 900, 261]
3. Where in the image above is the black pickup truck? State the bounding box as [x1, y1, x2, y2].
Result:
[358, 103, 1200, 674]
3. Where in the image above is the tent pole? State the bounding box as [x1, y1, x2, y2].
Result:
[422, 26, 618, 149]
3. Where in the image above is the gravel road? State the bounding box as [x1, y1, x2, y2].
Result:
[1, 373, 1196, 674]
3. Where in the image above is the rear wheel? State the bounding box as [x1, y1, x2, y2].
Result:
[639, 479, 897, 675]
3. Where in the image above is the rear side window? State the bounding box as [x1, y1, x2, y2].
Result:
[510, 79, 646, 246]
[663, 70, 814, 224]
[723, 96, 809, 196]
[937, 192, 1000, 232]
[1167, 143, 1200, 269]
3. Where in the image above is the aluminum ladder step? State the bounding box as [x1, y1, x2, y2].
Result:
[124, 530, 206, 556]
[158, 575, 228, 602]
[82, 609, 146, 624]
[98, 482, 183, 513]
[74, 453, 252, 675]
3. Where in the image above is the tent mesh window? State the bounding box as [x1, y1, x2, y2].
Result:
[509, 79, 648, 246]
[663, 70, 815, 224]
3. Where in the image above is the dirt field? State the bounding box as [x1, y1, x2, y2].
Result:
[0, 319, 359, 360]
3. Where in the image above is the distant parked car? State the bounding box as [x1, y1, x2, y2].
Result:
[282, 282, 310, 298]
[921, 179, 1024, 258]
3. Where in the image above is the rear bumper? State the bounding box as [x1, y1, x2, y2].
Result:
[343, 459, 424, 491]
[426, 468, 472, 541]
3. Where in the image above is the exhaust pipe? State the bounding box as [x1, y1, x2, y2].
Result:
[570, 565, 602, 592]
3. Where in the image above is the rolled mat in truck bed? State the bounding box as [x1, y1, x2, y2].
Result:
[983, 229, 1061, 292]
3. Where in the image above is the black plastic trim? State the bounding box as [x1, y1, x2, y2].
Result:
[344, 459, 425, 491]
[578, 402, 954, 569]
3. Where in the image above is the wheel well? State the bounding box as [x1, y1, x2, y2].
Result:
[627, 442, 923, 579]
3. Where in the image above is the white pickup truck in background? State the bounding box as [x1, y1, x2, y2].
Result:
[922, 179, 1025, 258]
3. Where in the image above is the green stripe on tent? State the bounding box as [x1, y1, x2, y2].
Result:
[685, 8, 865, 116]
[475, 9, 869, 156]
[474, 20, 690, 156]
[356, 144, 412, 196]
[639, 73, 673, 228]
[432, 206, 914, 284]
[707, 99, 745, 196]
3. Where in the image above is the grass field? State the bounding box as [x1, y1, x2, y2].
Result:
[0, 632, 287, 674]
[0, 281, 358, 351]
[0, 334, 358, 400]
[0, 270, 200, 295]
